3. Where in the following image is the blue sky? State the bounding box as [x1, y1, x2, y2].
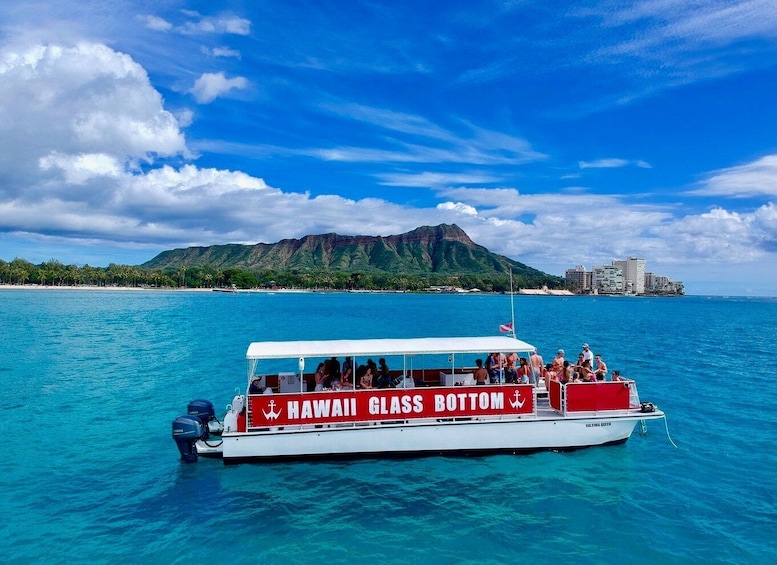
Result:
[1, 1, 777, 295]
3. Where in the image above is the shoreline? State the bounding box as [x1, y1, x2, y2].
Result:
[0, 284, 688, 297]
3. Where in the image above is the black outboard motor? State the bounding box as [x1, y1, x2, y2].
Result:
[172, 414, 204, 463]
[187, 399, 216, 439]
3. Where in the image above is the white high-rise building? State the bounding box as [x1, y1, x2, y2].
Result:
[592, 265, 623, 293]
[613, 257, 645, 295]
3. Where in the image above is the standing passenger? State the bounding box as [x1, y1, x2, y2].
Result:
[594, 355, 608, 381]
[552, 350, 565, 374]
[581, 343, 594, 365]
[474, 359, 489, 385]
[529, 349, 544, 386]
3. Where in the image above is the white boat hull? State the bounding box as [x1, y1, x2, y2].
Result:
[215, 411, 662, 463]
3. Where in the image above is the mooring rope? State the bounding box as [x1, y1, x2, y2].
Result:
[662, 415, 678, 448]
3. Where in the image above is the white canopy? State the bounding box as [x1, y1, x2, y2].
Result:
[246, 335, 535, 360]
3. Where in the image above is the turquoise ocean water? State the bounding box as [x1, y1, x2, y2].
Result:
[1, 289, 775, 564]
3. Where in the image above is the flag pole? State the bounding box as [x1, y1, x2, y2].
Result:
[509, 267, 515, 338]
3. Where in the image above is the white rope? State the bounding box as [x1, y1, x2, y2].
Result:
[662, 415, 679, 448]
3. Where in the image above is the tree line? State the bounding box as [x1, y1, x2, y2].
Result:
[0, 258, 565, 292]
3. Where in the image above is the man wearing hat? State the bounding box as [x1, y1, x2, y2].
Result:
[249, 376, 264, 394]
[581, 343, 593, 365]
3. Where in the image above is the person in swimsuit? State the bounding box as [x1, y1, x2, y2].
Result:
[474, 359, 489, 385]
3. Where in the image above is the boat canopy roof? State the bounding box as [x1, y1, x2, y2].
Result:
[246, 336, 535, 360]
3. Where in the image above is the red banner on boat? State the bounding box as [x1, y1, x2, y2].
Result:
[248, 385, 535, 427]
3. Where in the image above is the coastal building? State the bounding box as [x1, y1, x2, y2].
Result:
[566, 260, 683, 296]
[564, 265, 591, 291]
[592, 265, 623, 294]
[613, 257, 645, 295]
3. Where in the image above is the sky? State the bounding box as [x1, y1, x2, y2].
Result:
[1, 1, 777, 296]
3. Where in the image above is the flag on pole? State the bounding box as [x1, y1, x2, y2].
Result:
[499, 322, 513, 333]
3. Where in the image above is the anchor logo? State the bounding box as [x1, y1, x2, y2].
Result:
[509, 390, 525, 409]
[263, 399, 282, 420]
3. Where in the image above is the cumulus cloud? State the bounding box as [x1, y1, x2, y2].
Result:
[0, 43, 188, 193]
[188, 71, 249, 103]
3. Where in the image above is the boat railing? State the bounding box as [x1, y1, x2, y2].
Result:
[548, 379, 640, 416]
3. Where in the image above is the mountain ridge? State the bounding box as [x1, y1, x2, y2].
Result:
[140, 224, 558, 282]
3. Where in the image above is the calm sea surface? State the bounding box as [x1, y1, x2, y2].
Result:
[1, 289, 775, 564]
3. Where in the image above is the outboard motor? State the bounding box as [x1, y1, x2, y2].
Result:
[187, 399, 216, 439]
[172, 414, 205, 463]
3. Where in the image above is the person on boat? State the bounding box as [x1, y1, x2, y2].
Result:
[529, 349, 544, 386]
[594, 355, 608, 381]
[249, 376, 263, 394]
[552, 349, 565, 374]
[504, 351, 517, 383]
[581, 343, 594, 365]
[340, 366, 354, 389]
[574, 352, 585, 373]
[516, 357, 531, 384]
[357, 365, 374, 389]
[611, 369, 624, 382]
[543, 363, 554, 388]
[560, 361, 572, 384]
[314, 362, 328, 392]
[376, 358, 392, 388]
[578, 359, 596, 382]
[326, 357, 341, 382]
[342, 356, 353, 378]
[486, 352, 505, 384]
[474, 358, 489, 385]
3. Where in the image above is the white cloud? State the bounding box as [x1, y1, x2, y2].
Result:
[0, 43, 188, 195]
[691, 154, 777, 198]
[202, 46, 242, 59]
[437, 202, 478, 216]
[179, 13, 251, 36]
[188, 72, 249, 103]
[39, 152, 122, 184]
[140, 15, 172, 32]
[302, 103, 546, 167]
[377, 171, 502, 187]
[579, 158, 651, 169]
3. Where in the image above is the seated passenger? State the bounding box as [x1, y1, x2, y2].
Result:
[474, 358, 489, 385]
[376, 358, 392, 388]
[249, 376, 263, 394]
[314, 362, 328, 392]
[357, 365, 374, 389]
[611, 370, 624, 382]
[340, 366, 354, 389]
[579, 359, 596, 382]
